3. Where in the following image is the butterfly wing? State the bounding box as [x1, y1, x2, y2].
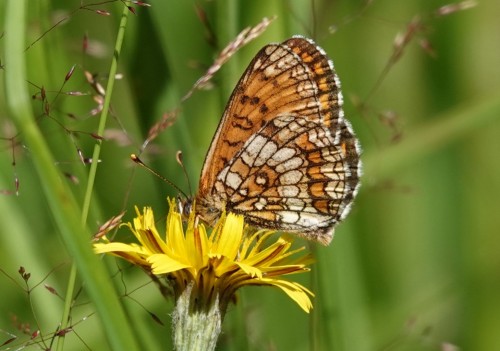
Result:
[213, 114, 359, 244]
[199, 37, 342, 194]
[196, 36, 361, 244]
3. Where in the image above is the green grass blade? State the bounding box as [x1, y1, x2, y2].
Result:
[3, 1, 140, 350]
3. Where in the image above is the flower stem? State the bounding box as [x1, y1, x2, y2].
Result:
[172, 283, 223, 351]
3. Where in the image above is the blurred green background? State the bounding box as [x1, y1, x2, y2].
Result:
[1, 0, 500, 350]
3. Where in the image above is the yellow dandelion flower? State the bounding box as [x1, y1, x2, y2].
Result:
[94, 198, 314, 350]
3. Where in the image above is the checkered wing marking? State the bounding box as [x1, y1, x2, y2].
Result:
[198, 37, 342, 199]
[213, 114, 355, 245]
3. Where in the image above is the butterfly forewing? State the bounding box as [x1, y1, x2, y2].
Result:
[196, 36, 361, 245]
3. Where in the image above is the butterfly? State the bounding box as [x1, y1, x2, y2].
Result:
[192, 36, 361, 245]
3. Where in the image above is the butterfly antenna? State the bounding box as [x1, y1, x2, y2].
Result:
[176, 150, 193, 198]
[130, 154, 188, 200]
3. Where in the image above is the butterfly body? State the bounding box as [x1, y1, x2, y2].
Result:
[194, 36, 361, 245]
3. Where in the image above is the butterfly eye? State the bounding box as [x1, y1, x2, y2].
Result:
[179, 197, 193, 218]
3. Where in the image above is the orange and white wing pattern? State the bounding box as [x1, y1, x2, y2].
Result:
[195, 36, 361, 245]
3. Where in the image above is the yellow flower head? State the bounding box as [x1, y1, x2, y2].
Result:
[94, 199, 314, 313]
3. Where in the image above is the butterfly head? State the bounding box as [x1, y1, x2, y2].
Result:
[177, 195, 193, 220]
[177, 195, 224, 228]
